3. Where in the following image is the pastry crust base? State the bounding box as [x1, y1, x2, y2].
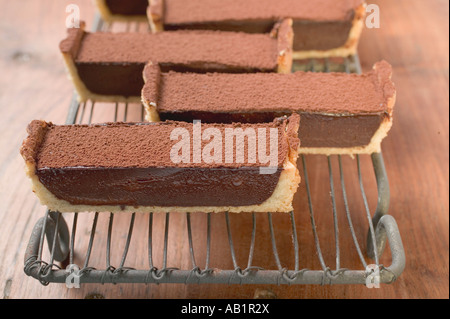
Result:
[147, 0, 164, 32]
[144, 101, 161, 122]
[273, 19, 294, 74]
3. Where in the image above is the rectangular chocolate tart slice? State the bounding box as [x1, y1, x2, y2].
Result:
[95, 0, 149, 23]
[20, 115, 300, 213]
[148, 0, 366, 59]
[142, 61, 396, 155]
[60, 20, 293, 103]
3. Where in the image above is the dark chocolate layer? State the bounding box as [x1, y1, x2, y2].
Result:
[161, 0, 364, 24]
[158, 111, 386, 148]
[105, 0, 148, 16]
[76, 63, 144, 97]
[36, 167, 281, 207]
[163, 19, 275, 34]
[292, 20, 353, 51]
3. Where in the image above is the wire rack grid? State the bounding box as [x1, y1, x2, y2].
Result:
[23, 15, 405, 287]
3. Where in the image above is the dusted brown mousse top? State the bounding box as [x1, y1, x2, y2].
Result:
[77, 32, 277, 69]
[143, 61, 395, 115]
[158, 0, 364, 24]
[20, 117, 300, 209]
[25, 120, 293, 169]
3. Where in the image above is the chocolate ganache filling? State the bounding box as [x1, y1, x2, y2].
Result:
[105, 0, 148, 16]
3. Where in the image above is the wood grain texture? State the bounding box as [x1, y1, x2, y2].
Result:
[0, 0, 448, 299]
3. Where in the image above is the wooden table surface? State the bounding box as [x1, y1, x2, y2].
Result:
[0, 0, 448, 299]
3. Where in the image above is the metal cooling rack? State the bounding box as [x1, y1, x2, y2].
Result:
[23, 15, 405, 287]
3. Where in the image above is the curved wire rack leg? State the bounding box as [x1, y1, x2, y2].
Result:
[24, 210, 70, 284]
[376, 215, 405, 283]
[368, 152, 391, 259]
